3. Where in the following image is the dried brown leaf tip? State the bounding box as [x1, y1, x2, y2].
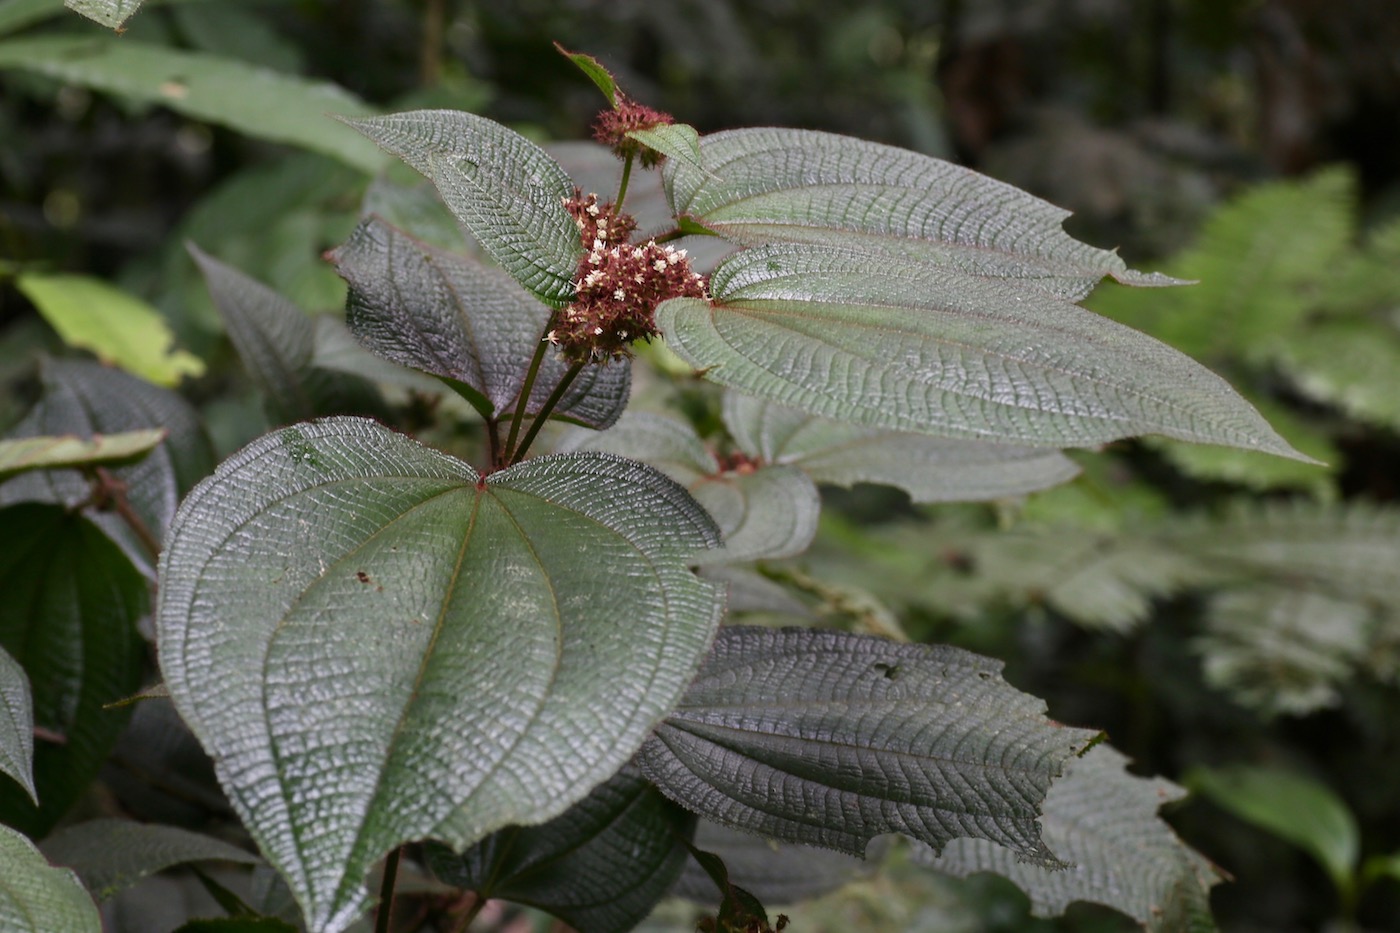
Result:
[594, 93, 675, 167]
[552, 190, 707, 363]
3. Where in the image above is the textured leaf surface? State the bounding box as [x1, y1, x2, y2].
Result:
[638, 626, 1099, 861]
[662, 127, 1179, 299]
[659, 244, 1303, 457]
[18, 273, 204, 385]
[0, 358, 214, 578]
[672, 820, 870, 907]
[0, 37, 385, 172]
[64, 0, 141, 28]
[0, 504, 146, 837]
[722, 392, 1080, 502]
[0, 428, 165, 483]
[558, 413, 820, 562]
[156, 417, 724, 932]
[427, 768, 694, 933]
[330, 217, 629, 428]
[191, 246, 387, 425]
[920, 746, 1223, 931]
[345, 111, 582, 304]
[41, 819, 259, 901]
[0, 822, 100, 933]
[0, 646, 36, 803]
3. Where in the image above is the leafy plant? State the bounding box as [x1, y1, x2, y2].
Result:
[0, 26, 1326, 933]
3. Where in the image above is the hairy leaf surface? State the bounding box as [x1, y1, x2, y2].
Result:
[345, 111, 583, 304]
[330, 217, 628, 428]
[427, 768, 694, 933]
[64, 0, 143, 29]
[920, 746, 1224, 932]
[659, 244, 1303, 457]
[661, 127, 1179, 299]
[0, 504, 146, 837]
[722, 392, 1080, 502]
[156, 417, 724, 932]
[0, 646, 36, 804]
[41, 819, 260, 901]
[638, 626, 1099, 862]
[0, 822, 101, 933]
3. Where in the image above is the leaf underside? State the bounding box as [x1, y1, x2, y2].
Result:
[156, 417, 724, 932]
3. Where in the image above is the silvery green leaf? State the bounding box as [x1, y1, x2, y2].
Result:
[0, 646, 36, 804]
[40, 819, 259, 901]
[0, 822, 100, 933]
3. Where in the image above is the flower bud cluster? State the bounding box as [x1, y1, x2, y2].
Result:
[593, 94, 675, 167]
[551, 191, 708, 363]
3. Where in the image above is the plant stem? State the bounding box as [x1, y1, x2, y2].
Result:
[510, 361, 585, 465]
[87, 467, 162, 563]
[505, 324, 556, 462]
[485, 417, 503, 471]
[375, 846, 402, 933]
[451, 894, 488, 933]
[614, 152, 635, 211]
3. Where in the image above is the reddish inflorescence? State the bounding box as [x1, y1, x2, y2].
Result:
[593, 93, 675, 167]
[552, 191, 708, 363]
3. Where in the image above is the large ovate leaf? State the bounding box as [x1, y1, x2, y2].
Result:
[556, 412, 718, 486]
[344, 111, 583, 305]
[0, 358, 215, 578]
[329, 217, 629, 428]
[638, 626, 1100, 862]
[0, 36, 386, 172]
[426, 767, 694, 933]
[722, 392, 1080, 502]
[661, 127, 1181, 299]
[0, 504, 147, 837]
[659, 243, 1305, 457]
[0, 822, 101, 933]
[190, 246, 388, 425]
[919, 745, 1224, 932]
[0, 646, 36, 804]
[41, 819, 260, 901]
[156, 417, 724, 933]
[0, 428, 165, 484]
[17, 273, 205, 386]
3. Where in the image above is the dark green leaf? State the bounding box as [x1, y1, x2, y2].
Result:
[921, 746, 1224, 932]
[190, 246, 388, 426]
[0, 646, 36, 804]
[0, 822, 101, 933]
[722, 392, 1080, 503]
[0, 504, 146, 837]
[344, 110, 583, 305]
[40, 819, 260, 901]
[672, 820, 870, 907]
[0, 429, 166, 483]
[329, 217, 629, 428]
[0, 37, 386, 172]
[1188, 765, 1357, 898]
[659, 243, 1305, 458]
[0, 358, 215, 577]
[638, 626, 1099, 862]
[661, 127, 1182, 299]
[555, 43, 618, 107]
[156, 417, 724, 932]
[426, 768, 694, 933]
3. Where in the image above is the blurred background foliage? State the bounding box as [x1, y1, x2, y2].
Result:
[3, 1, 1400, 931]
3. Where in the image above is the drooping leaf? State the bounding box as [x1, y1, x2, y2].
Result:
[672, 820, 871, 907]
[1188, 765, 1356, 899]
[0, 428, 165, 483]
[683, 842, 779, 933]
[426, 767, 695, 933]
[722, 392, 1080, 502]
[0, 36, 386, 172]
[329, 217, 629, 428]
[64, 0, 141, 29]
[558, 412, 820, 562]
[344, 110, 583, 305]
[0, 645, 37, 804]
[919, 745, 1224, 932]
[638, 626, 1100, 862]
[0, 504, 146, 837]
[659, 243, 1305, 458]
[156, 417, 724, 932]
[0, 822, 101, 933]
[661, 127, 1182, 299]
[0, 358, 215, 578]
[189, 246, 387, 425]
[40, 819, 260, 901]
[17, 273, 205, 386]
